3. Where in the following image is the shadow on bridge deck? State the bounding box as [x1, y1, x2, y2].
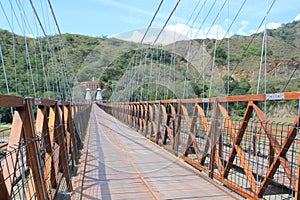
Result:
[73, 104, 238, 199]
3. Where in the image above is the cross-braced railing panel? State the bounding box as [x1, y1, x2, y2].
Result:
[0, 95, 91, 200]
[99, 91, 300, 199]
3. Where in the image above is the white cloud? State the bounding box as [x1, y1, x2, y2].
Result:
[126, 30, 146, 42]
[165, 24, 190, 36]
[294, 14, 300, 21]
[121, 29, 189, 45]
[256, 22, 281, 33]
[116, 30, 157, 44]
[267, 22, 282, 29]
[237, 21, 250, 36]
[165, 23, 232, 40]
[201, 25, 229, 39]
[26, 34, 34, 38]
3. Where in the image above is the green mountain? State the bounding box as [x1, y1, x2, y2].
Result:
[1, 20, 300, 102]
[268, 20, 300, 49]
[60, 22, 299, 101]
[0, 20, 300, 121]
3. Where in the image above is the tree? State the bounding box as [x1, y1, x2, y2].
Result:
[211, 45, 227, 65]
[222, 75, 251, 96]
[190, 80, 208, 98]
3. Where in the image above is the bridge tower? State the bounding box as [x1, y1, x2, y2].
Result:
[96, 88, 103, 102]
[85, 88, 92, 101]
[82, 81, 101, 101]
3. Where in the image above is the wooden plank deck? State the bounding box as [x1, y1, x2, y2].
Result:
[73, 104, 237, 199]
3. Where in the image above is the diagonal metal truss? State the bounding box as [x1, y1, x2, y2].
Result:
[99, 91, 300, 199]
[0, 95, 91, 199]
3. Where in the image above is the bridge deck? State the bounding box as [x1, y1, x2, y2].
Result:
[73, 105, 237, 199]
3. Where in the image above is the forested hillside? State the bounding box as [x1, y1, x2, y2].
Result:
[1, 20, 299, 104]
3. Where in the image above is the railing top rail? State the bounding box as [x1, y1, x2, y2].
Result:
[105, 91, 300, 105]
[0, 94, 90, 107]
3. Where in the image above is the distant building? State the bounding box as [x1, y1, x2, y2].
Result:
[81, 81, 101, 91]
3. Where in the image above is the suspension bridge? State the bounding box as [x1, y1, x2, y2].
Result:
[0, 0, 300, 199]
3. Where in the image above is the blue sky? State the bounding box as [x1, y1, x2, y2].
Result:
[1, 0, 300, 39]
[53, 0, 300, 39]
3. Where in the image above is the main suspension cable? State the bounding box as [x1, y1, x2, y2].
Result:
[152, 0, 181, 45]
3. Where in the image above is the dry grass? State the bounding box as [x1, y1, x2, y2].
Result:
[268, 117, 295, 124]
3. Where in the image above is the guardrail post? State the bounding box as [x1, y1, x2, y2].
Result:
[268, 142, 274, 168]
[163, 104, 171, 145]
[2, 107, 25, 199]
[155, 102, 162, 143]
[134, 104, 138, 129]
[45, 104, 57, 195]
[208, 100, 220, 179]
[295, 117, 300, 200]
[173, 101, 182, 154]
[67, 104, 80, 164]
[296, 143, 300, 200]
[129, 104, 133, 127]
[144, 103, 149, 136]
[149, 104, 154, 138]
[140, 103, 144, 132]
[54, 103, 73, 192]
[137, 103, 141, 131]
[23, 99, 47, 200]
[0, 171, 8, 199]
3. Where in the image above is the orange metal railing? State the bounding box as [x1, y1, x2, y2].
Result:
[98, 91, 300, 199]
[0, 95, 91, 200]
